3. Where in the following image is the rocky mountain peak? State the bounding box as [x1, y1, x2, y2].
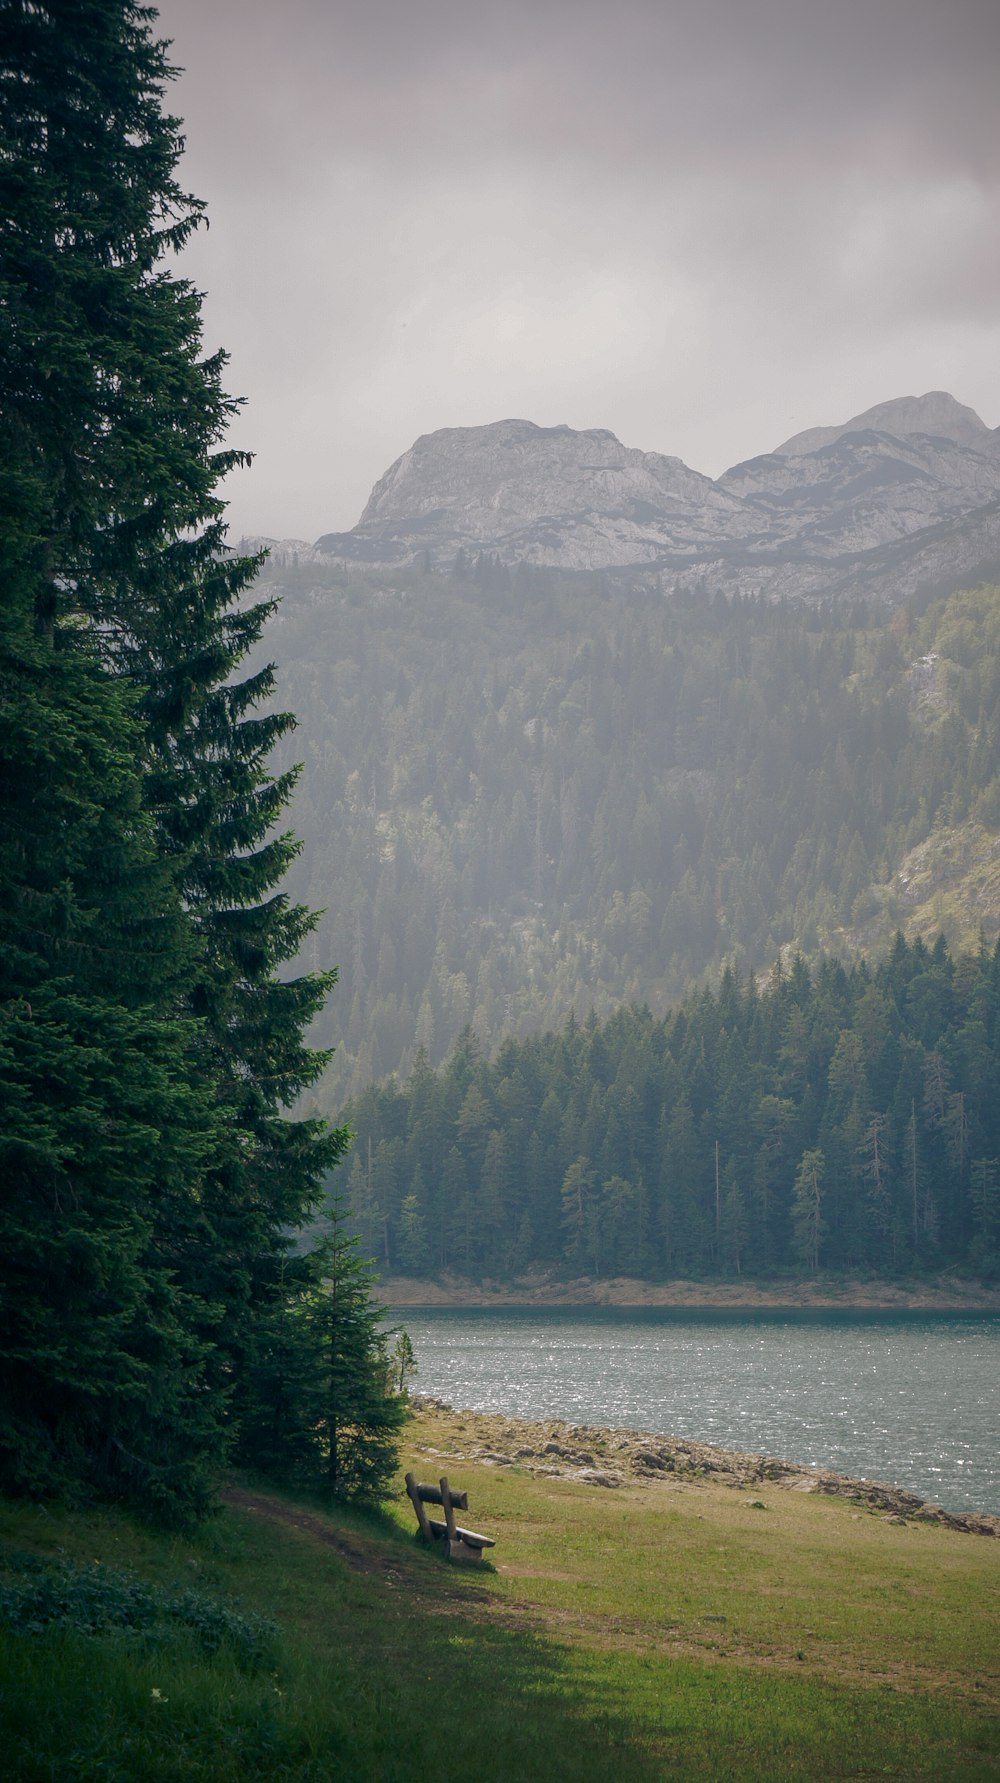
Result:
[774, 391, 990, 457]
[313, 392, 1000, 606]
[357, 417, 719, 533]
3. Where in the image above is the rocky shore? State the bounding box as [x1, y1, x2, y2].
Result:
[409, 1396, 1000, 1538]
[381, 1272, 1000, 1310]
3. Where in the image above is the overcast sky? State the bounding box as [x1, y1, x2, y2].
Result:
[154, 0, 1000, 541]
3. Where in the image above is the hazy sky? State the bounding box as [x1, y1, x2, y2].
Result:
[155, 0, 1000, 541]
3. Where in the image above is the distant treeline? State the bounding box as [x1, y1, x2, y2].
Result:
[261, 561, 1000, 1107]
[325, 933, 1000, 1281]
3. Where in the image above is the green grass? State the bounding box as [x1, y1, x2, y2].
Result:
[1, 1407, 998, 1780]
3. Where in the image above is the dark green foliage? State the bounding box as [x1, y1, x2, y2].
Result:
[0, 554, 225, 1517]
[333, 935, 1000, 1282]
[0, 1, 389, 1517]
[0, 1551, 278, 1670]
[234, 1202, 407, 1501]
[791, 1150, 826, 1274]
[2, 0, 349, 1407]
[313, 1202, 407, 1500]
[389, 1329, 418, 1394]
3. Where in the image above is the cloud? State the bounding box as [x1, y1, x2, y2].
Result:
[156, 0, 1000, 538]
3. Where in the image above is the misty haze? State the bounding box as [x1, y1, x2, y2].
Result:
[4, 2, 1000, 1776]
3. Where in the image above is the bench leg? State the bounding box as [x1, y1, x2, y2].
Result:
[446, 1536, 485, 1563]
[405, 1471, 434, 1543]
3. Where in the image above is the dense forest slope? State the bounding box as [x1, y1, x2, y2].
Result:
[328, 935, 1000, 1283]
[258, 565, 1000, 1107]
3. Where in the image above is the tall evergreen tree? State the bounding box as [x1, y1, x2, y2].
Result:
[311, 1199, 406, 1502]
[0, 551, 222, 1515]
[0, 0, 358, 1511]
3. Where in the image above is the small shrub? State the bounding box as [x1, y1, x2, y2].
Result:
[0, 1552, 277, 1671]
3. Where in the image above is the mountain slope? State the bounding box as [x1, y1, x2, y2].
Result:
[253, 556, 1000, 1107]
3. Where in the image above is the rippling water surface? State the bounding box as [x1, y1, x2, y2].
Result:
[393, 1307, 1000, 1515]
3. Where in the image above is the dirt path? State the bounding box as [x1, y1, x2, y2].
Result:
[222, 1486, 399, 1578]
[220, 1484, 493, 1608]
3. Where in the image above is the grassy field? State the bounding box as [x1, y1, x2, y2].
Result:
[1, 1403, 998, 1780]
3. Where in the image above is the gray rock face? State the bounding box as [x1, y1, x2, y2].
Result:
[314, 393, 1000, 603]
[774, 390, 991, 456]
[357, 418, 748, 556]
[233, 535, 328, 567]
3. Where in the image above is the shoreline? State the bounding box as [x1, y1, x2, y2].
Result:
[376, 1271, 1000, 1311]
[408, 1396, 1000, 1537]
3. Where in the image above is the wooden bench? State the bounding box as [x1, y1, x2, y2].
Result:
[405, 1472, 496, 1564]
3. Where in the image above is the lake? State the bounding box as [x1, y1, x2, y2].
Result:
[392, 1306, 1000, 1516]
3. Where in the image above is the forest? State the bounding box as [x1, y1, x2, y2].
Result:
[258, 557, 1000, 1108]
[327, 933, 1000, 1282]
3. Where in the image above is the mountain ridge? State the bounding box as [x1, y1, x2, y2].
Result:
[774, 389, 992, 456]
[307, 391, 1000, 604]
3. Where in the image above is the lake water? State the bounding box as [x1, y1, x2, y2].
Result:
[392, 1307, 1000, 1516]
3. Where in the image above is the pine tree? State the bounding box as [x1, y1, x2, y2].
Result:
[0, 559, 222, 1517]
[389, 1330, 418, 1396]
[0, 0, 362, 1511]
[792, 1149, 826, 1275]
[311, 1200, 407, 1501]
[9, 0, 347, 1410]
[397, 1192, 431, 1275]
[560, 1156, 597, 1271]
[969, 1158, 1000, 1268]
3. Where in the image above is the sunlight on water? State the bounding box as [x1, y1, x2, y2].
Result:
[393, 1308, 1000, 1515]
